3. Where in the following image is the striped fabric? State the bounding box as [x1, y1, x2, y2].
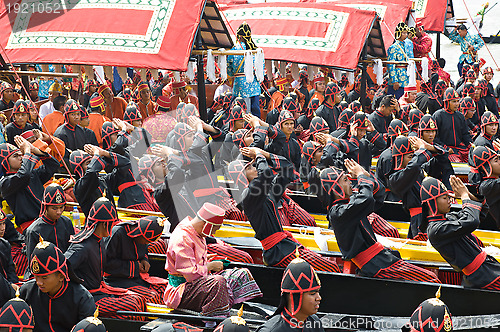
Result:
[368, 213, 400, 238]
[95, 292, 146, 321]
[278, 193, 316, 227]
[11, 244, 28, 277]
[275, 246, 341, 273]
[207, 243, 254, 264]
[374, 259, 440, 283]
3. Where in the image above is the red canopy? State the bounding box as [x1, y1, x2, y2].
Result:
[304, 0, 412, 51]
[0, 0, 232, 71]
[413, 0, 449, 32]
[222, 2, 385, 71]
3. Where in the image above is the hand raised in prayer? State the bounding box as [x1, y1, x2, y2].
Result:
[345, 158, 368, 179]
[450, 175, 469, 201]
[151, 145, 173, 159]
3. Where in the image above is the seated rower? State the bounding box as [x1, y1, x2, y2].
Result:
[423, 176, 500, 289]
[5, 100, 34, 145]
[0, 211, 18, 285]
[65, 198, 146, 319]
[473, 111, 498, 150]
[417, 115, 454, 190]
[0, 290, 34, 331]
[387, 136, 443, 241]
[227, 147, 341, 273]
[471, 146, 500, 228]
[24, 184, 74, 277]
[164, 203, 262, 317]
[256, 255, 324, 332]
[20, 239, 95, 332]
[433, 88, 472, 162]
[0, 136, 59, 232]
[71, 144, 153, 216]
[320, 159, 439, 283]
[54, 100, 98, 167]
[315, 139, 400, 239]
[165, 119, 246, 221]
[137, 154, 254, 263]
[0, 209, 27, 279]
[104, 215, 168, 305]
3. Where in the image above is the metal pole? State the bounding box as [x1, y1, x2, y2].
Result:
[196, 32, 207, 121]
[436, 32, 441, 59]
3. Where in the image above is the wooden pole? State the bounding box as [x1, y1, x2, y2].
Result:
[0, 70, 79, 78]
[196, 31, 207, 121]
[436, 32, 441, 59]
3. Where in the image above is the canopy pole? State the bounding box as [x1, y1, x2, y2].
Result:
[196, 32, 207, 121]
[20, 64, 29, 99]
[436, 32, 441, 59]
[360, 46, 368, 112]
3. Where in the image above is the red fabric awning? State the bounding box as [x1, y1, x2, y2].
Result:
[221, 3, 385, 71]
[305, 0, 412, 51]
[413, 0, 449, 32]
[0, 0, 230, 71]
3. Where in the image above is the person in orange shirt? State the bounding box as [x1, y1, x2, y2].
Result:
[267, 77, 290, 115]
[98, 84, 126, 120]
[87, 95, 110, 147]
[310, 74, 326, 105]
[42, 95, 67, 135]
[170, 81, 198, 111]
[136, 81, 156, 119]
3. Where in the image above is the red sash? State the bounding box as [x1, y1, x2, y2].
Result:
[260, 231, 298, 251]
[89, 281, 134, 296]
[462, 251, 487, 276]
[409, 207, 422, 217]
[351, 242, 384, 269]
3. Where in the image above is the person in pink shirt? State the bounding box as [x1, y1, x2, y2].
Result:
[398, 85, 417, 108]
[164, 203, 262, 317]
[409, 25, 432, 59]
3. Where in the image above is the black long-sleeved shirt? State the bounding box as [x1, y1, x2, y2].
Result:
[20, 279, 95, 332]
[0, 153, 59, 226]
[242, 154, 300, 266]
[65, 234, 105, 292]
[428, 200, 500, 288]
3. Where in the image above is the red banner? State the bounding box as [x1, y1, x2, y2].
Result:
[222, 3, 379, 70]
[0, 0, 206, 70]
[307, 0, 412, 50]
[413, 0, 448, 32]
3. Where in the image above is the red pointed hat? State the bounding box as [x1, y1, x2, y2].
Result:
[156, 95, 171, 111]
[198, 203, 225, 237]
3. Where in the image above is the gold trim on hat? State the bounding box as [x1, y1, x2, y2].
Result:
[31, 257, 40, 274]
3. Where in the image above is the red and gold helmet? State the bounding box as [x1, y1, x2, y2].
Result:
[281, 254, 321, 316]
[319, 167, 346, 199]
[420, 177, 452, 216]
[351, 111, 369, 130]
[470, 145, 497, 177]
[391, 136, 413, 170]
[309, 116, 330, 135]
